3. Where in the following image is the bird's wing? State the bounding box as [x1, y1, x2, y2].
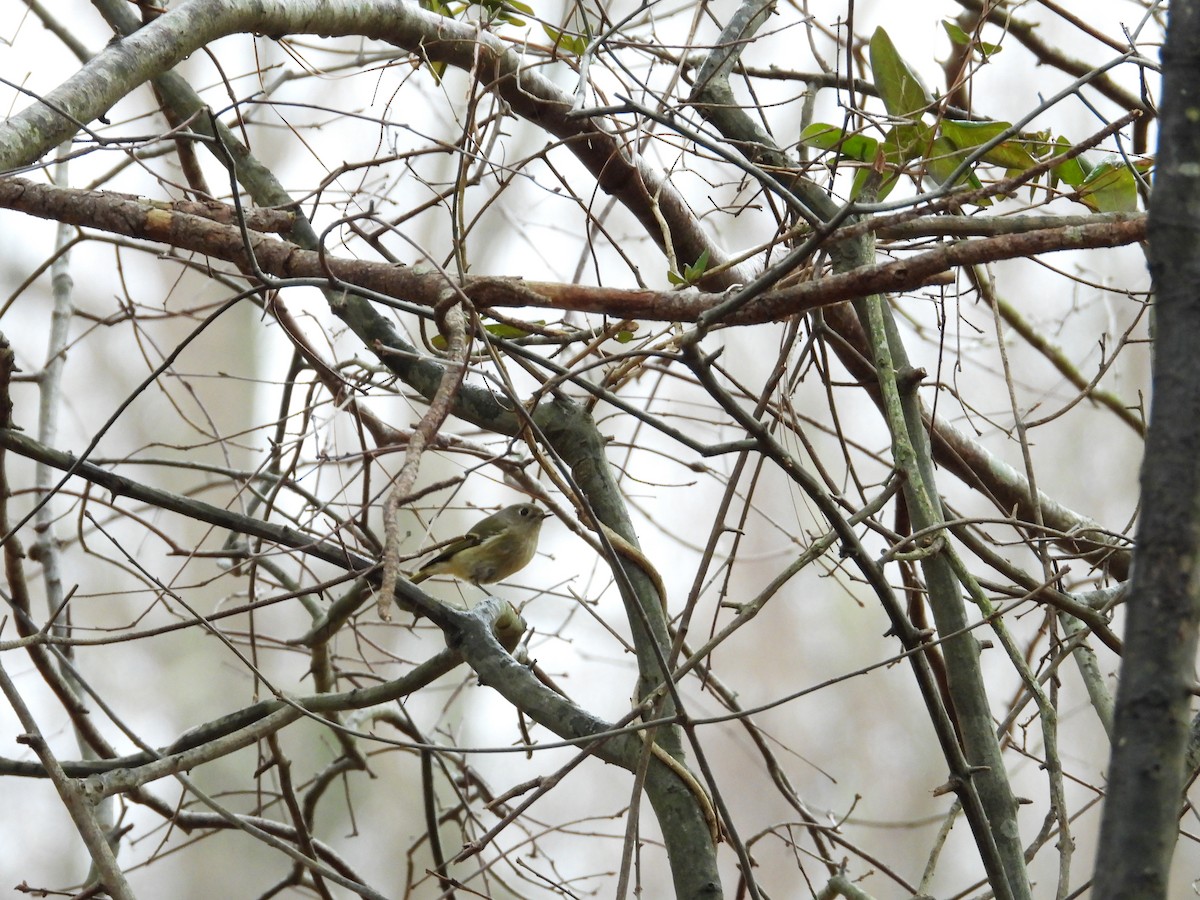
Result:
[419, 532, 484, 569]
[466, 511, 511, 541]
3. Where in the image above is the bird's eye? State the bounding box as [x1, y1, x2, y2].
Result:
[520, 507, 531, 517]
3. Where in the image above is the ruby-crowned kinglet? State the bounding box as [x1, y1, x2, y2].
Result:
[409, 503, 549, 585]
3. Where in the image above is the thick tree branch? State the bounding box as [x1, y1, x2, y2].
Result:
[0, 177, 1146, 323]
[1094, 1, 1200, 895]
[0, 0, 743, 288]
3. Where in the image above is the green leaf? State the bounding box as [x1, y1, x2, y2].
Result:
[939, 119, 1008, 147]
[849, 141, 900, 201]
[1076, 156, 1149, 212]
[943, 20, 971, 45]
[472, 0, 528, 25]
[668, 250, 711, 286]
[921, 138, 987, 201]
[430, 320, 547, 350]
[542, 23, 588, 55]
[488, 320, 544, 339]
[1049, 136, 1087, 188]
[942, 20, 1001, 56]
[939, 120, 1040, 169]
[799, 123, 841, 151]
[419, 52, 450, 83]
[881, 121, 934, 167]
[799, 124, 879, 162]
[614, 326, 638, 344]
[870, 27, 931, 119]
[684, 249, 710, 282]
[924, 135, 969, 186]
[850, 165, 897, 202]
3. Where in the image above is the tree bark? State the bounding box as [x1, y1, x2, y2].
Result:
[1094, 2, 1200, 896]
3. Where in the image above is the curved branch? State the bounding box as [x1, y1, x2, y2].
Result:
[0, 0, 743, 288]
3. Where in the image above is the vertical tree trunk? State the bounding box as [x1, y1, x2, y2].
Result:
[1094, 3, 1200, 895]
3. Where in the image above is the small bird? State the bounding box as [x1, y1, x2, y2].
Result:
[409, 502, 549, 585]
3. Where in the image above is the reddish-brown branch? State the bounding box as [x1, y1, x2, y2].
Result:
[0, 177, 1146, 326]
